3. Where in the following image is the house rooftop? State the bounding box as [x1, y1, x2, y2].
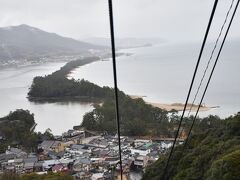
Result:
[24, 157, 38, 163]
[74, 158, 91, 165]
[0, 153, 16, 162]
[136, 156, 145, 161]
[24, 162, 34, 169]
[71, 144, 85, 150]
[34, 162, 43, 167]
[39, 140, 55, 149]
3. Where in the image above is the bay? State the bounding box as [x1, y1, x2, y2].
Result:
[1, 40, 239, 136]
[0, 63, 93, 135]
[70, 41, 240, 118]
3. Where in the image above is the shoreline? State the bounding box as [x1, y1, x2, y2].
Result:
[148, 102, 214, 112]
[66, 52, 132, 79]
[28, 96, 102, 104]
[130, 95, 218, 112]
[26, 55, 218, 114]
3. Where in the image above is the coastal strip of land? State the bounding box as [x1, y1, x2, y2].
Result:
[148, 102, 212, 112]
[130, 95, 218, 112]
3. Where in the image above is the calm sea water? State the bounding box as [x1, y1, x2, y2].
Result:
[70, 40, 240, 118]
[0, 63, 93, 135]
[0, 41, 239, 135]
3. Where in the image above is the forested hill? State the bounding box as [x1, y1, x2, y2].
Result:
[143, 113, 240, 180]
[0, 110, 36, 153]
[28, 57, 113, 100]
[0, 109, 53, 153]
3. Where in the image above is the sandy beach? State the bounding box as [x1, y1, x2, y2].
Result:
[130, 95, 217, 112]
[148, 102, 212, 112]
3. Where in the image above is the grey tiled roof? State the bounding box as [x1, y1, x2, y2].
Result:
[39, 140, 55, 149]
[24, 162, 34, 169]
[0, 153, 16, 162]
[23, 157, 38, 163]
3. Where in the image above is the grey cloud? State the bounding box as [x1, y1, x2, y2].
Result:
[0, 0, 239, 42]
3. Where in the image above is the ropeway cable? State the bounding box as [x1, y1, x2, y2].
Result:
[161, 0, 219, 179]
[179, 0, 235, 138]
[186, 0, 235, 118]
[184, 0, 240, 146]
[108, 0, 123, 179]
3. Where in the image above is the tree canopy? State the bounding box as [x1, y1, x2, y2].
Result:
[0, 109, 37, 153]
[81, 95, 170, 136]
[142, 113, 240, 180]
[0, 109, 54, 153]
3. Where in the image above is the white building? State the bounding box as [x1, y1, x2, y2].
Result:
[130, 148, 150, 156]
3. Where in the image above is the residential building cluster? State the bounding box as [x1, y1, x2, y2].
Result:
[0, 129, 173, 179]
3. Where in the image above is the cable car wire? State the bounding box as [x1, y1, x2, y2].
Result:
[108, 0, 123, 179]
[161, 0, 219, 179]
[187, 0, 235, 118]
[179, 0, 235, 139]
[184, 0, 240, 146]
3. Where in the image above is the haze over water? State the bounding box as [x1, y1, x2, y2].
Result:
[0, 62, 93, 135]
[0, 41, 239, 135]
[70, 41, 240, 118]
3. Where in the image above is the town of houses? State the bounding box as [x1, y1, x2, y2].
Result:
[0, 129, 174, 179]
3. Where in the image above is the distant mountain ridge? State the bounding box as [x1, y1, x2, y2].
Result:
[0, 24, 104, 63]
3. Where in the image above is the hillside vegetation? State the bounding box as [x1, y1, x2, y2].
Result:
[0, 109, 37, 153]
[143, 113, 240, 180]
[27, 57, 111, 100]
[0, 109, 54, 153]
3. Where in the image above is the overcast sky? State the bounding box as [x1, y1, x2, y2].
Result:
[0, 0, 239, 42]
